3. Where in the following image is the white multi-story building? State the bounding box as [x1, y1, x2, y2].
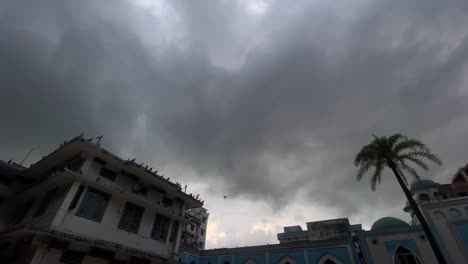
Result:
[277, 219, 352, 244]
[182, 207, 209, 250]
[0, 135, 203, 264]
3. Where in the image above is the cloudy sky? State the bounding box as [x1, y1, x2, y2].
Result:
[1, 0, 468, 248]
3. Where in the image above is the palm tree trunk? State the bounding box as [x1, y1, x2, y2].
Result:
[389, 162, 447, 264]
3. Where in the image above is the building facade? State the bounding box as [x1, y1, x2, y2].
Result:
[180, 168, 468, 264]
[182, 207, 209, 250]
[0, 135, 203, 264]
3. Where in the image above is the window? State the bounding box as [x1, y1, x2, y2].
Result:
[12, 200, 33, 225]
[34, 188, 58, 217]
[60, 250, 85, 264]
[202, 217, 206, 223]
[94, 157, 106, 166]
[170, 221, 180, 242]
[110, 260, 126, 264]
[66, 156, 86, 171]
[394, 246, 421, 264]
[99, 167, 116, 181]
[69, 185, 85, 210]
[418, 193, 430, 202]
[89, 247, 115, 259]
[0, 177, 12, 185]
[190, 224, 195, 231]
[118, 202, 144, 233]
[151, 214, 171, 241]
[132, 185, 147, 196]
[130, 256, 150, 264]
[449, 208, 462, 217]
[162, 197, 173, 207]
[76, 187, 111, 222]
[198, 242, 204, 249]
[200, 228, 205, 236]
[278, 256, 296, 264]
[434, 210, 446, 219]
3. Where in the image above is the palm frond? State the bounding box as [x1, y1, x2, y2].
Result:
[388, 134, 406, 147]
[402, 151, 442, 166]
[354, 143, 380, 166]
[356, 161, 374, 181]
[399, 155, 429, 171]
[399, 161, 421, 181]
[393, 138, 430, 154]
[370, 162, 384, 191]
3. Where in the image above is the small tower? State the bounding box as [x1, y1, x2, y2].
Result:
[403, 179, 443, 225]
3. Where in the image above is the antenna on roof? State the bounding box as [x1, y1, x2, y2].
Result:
[20, 147, 35, 166]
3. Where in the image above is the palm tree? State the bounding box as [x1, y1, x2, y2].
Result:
[354, 134, 446, 264]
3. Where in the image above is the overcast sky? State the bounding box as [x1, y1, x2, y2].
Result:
[1, 0, 468, 248]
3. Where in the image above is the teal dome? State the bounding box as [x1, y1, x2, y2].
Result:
[371, 217, 410, 231]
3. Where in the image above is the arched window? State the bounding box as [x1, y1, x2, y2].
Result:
[278, 256, 296, 264]
[449, 208, 462, 217]
[418, 193, 430, 202]
[394, 246, 421, 264]
[433, 210, 446, 219]
[318, 254, 343, 264]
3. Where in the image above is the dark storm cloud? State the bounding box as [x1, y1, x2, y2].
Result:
[1, 0, 468, 218]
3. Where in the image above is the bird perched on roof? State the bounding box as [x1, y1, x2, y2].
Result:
[224, 196, 227, 199]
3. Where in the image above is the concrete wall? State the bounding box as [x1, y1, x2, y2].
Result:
[360, 230, 436, 264]
[422, 198, 468, 263]
[0, 182, 71, 231]
[52, 181, 177, 257]
[180, 244, 356, 264]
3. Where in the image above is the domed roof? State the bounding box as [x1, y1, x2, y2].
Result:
[410, 179, 440, 192]
[371, 217, 410, 231]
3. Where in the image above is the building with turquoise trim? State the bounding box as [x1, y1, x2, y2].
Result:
[180, 174, 468, 264]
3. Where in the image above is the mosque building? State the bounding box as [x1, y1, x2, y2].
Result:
[180, 167, 468, 264]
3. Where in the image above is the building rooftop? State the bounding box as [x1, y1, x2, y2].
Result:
[15, 134, 203, 208]
[409, 179, 441, 192]
[371, 217, 409, 232]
